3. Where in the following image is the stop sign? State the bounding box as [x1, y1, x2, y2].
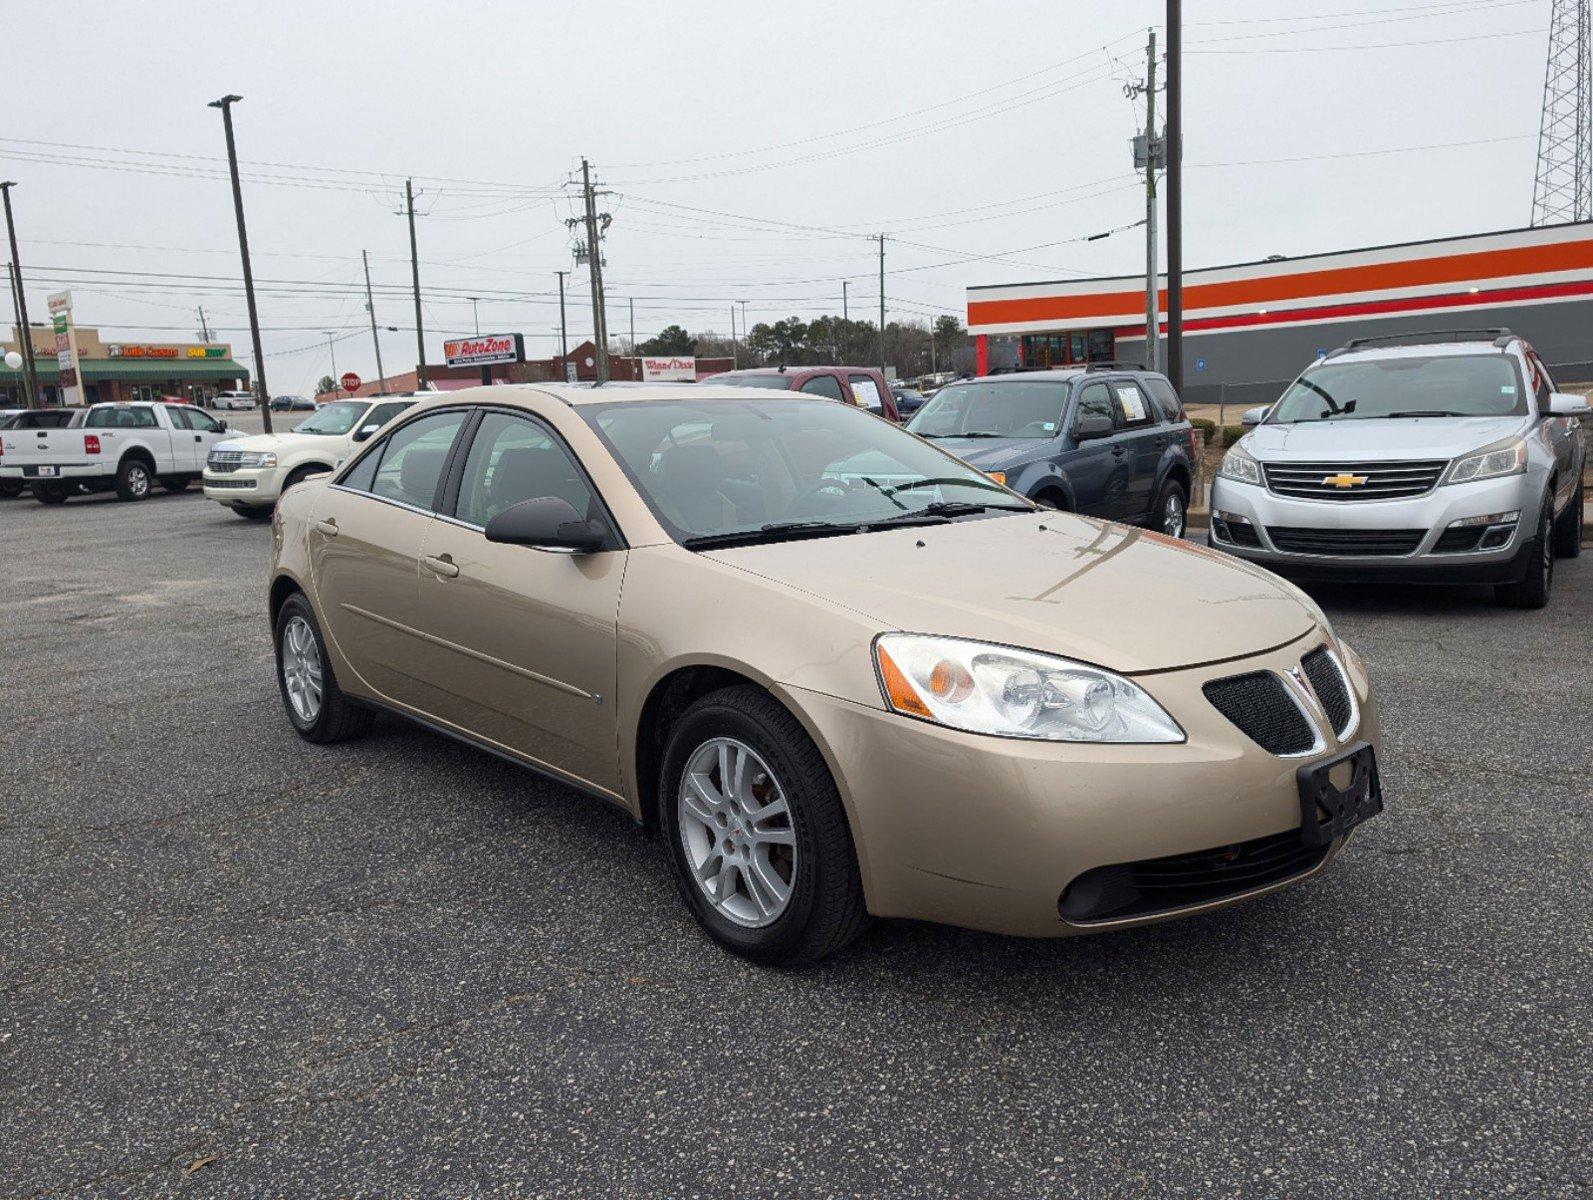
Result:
[339, 371, 361, 393]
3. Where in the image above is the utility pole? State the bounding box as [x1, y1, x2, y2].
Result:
[1166, 0, 1184, 394]
[629, 296, 636, 378]
[467, 296, 481, 336]
[554, 270, 569, 371]
[580, 158, 611, 383]
[6, 259, 34, 406]
[363, 249, 387, 393]
[842, 279, 849, 363]
[2, 183, 40, 408]
[323, 331, 340, 396]
[1129, 27, 1161, 373]
[405, 178, 427, 389]
[197, 305, 212, 342]
[877, 235, 887, 375]
[730, 305, 738, 367]
[206, 97, 273, 433]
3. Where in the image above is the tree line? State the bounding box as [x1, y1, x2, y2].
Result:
[624, 313, 973, 377]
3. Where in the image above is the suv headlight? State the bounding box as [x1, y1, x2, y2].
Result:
[233, 451, 277, 469]
[1218, 440, 1262, 485]
[1443, 436, 1526, 485]
[874, 634, 1184, 743]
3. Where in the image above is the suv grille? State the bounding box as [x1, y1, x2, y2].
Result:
[1266, 527, 1424, 556]
[207, 450, 243, 474]
[1263, 459, 1447, 501]
[1300, 647, 1353, 738]
[1058, 830, 1329, 922]
[1203, 671, 1317, 756]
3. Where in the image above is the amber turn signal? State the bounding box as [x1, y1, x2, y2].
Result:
[875, 644, 932, 718]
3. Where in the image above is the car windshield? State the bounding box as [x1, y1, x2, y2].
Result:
[701, 374, 792, 390]
[294, 400, 367, 435]
[906, 380, 1067, 439]
[1268, 354, 1528, 422]
[581, 397, 1030, 546]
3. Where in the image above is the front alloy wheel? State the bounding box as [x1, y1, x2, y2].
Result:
[280, 614, 324, 724]
[677, 737, 797, 927]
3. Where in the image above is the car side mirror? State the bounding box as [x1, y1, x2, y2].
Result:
[352, 423, 380, 442]
[1073, 413, 1114, 440]
[484, 496, 607, 554]
[1241, 406, 1269, 426]
[217, 421, 228, 431]
[1546, 391, 1591, 417]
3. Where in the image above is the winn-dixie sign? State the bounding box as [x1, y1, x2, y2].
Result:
[443, 333, 524, 368]
[641, 356, 696, 382]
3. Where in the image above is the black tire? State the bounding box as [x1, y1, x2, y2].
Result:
[1032, 489, 1070, 512]
[1151, 477, 1189, 539]
[114, 456, 154, 502]
[659, 684, 869, 965]
[273, 592, 375, 744]
[30, 481, 70, 505]
[1494, 500, 1554, 609]
[280, 465, 324, 495]
[0, 478, 23, 499]
[159, 475, 191, 494]
[1550, 477, 1583, 559]
[234, 504, 274, 521]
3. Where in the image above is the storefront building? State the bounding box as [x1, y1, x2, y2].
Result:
[967, 222, 1593, 407]
[1, 326, 250, 407]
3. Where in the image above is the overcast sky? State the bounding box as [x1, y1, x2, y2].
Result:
[5, 0, 1552, 394]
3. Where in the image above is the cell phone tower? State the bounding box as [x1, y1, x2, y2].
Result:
[1531, 0, 1592, 225]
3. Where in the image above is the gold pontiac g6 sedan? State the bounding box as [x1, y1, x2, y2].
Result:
[268, 385, 1383, 964]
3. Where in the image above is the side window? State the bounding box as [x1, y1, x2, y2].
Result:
[1073, 382, 1115, 431]
[184, 408, 222, 433]
[1111, 380, 1154, 428]
[339, 444, 382, 493]
[454, 411, 597, 528]
[167, 407, 193, 430]
[1142, 376, 1185, 422]
[1528, 352, 1553, 409]
[799, 375, 847, 402]
[363, 401, 412, 433]
[848, 374, 885, 413]
[369, 410, 468, 510]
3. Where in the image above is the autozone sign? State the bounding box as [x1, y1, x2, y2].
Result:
[641, 356, 696, 382]
[443, 333, 524, 368]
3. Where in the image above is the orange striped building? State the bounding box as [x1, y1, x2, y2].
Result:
[967, 222, 1593, 405]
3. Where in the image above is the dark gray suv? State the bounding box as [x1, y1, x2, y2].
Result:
[906, 366, 1198, 537]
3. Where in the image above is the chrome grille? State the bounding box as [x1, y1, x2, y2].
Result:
[1263, 459, 1447, 501]
[204, 477, 256, 490]
[207, 449, 244, 474]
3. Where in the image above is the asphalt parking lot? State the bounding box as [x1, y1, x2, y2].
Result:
[2, 489, 1589, 1198]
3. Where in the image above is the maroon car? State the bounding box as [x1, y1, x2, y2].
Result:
[700, 366, 902, 422]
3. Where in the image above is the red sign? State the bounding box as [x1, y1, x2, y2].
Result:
[339, 372, 361, 392]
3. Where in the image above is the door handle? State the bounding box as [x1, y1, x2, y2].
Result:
[1111, 446, 1127, 457]
[422, 555, 460, 578]
[314, 518, 338, 537]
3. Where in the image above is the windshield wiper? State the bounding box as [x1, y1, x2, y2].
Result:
[945, 431, 1009, 439]
[682, 520, 863, 550]
[884, 475, 1010, 497]
[871, 500, 1032, 526]
[1381, 410, 1468, 418]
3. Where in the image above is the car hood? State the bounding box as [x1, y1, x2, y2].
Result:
[923, 436, 1046, 470]
[708, 511, 1320, 674]
[1244, 415, 1525, 460]
[212, 431, 343, 455]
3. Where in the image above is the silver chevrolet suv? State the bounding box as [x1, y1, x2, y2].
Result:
[1209, 330, 1587, 608]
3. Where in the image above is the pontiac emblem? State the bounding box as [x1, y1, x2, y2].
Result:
[1322, 472, 1369, 488]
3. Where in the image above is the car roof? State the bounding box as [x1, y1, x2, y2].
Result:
[400, 382, 840, 410]
[1321, 341, 1515, 366]
[707, 365, 877, 376]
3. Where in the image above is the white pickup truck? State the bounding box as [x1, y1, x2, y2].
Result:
[0, 401, 236, 504]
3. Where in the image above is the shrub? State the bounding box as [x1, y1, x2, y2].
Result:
[1221, 424, 1246, 447]
[1190, 417, 1217, 436]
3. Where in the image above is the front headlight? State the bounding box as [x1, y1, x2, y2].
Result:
[874, 634, 1184, 743]
[1443, 436, 1526, 485]
[1218, 441, 1262, 485]
[235, 451, 277, 469]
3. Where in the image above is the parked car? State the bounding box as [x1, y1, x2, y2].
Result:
[700, 366, 902, 422]
[270, 394, 316, 412]
[1209, 329, 1588, 608]
[203, 395, 417, 519]
[891, 386, 928, 416]
[906, 366, 1198, 538]
[212, 391, 257, 411]
[0, 401, 233, 504]
[268, 384, 1382, 964]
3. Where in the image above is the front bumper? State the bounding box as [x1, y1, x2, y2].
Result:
[203, 466, 284, 506]
[1208, 474, 1535, 583]
[786, 632, 1379, 938]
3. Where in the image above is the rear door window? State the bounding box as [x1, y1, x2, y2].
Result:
[848, 374, 885, 413]
[1110, 380, 1155, 428]
[86, 406, 157, 429]
[799, 375, 847, 402]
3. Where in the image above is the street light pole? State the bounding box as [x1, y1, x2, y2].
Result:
[555, 270, 569, 369]
[206, 96, 273, 433]
[1, 182, 41, 408]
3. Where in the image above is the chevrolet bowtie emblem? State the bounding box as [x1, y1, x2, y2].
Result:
[1322, 472, 1369, 488]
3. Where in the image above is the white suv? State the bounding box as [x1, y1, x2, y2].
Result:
[1209, 330, 1587, 608]
[203, 395, 416, 519]
[212, 391, 258, 412]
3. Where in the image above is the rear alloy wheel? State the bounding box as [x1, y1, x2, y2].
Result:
[1494, 501, 1554, 609]
[30, 481, 70, 505]
[660, 685, 868, 965]
[0, 478, 23, 499]
[1550, 478, 1583, 559]
[114, 458, 153, 502]
[274, 593, 375, 743]
[1153, 478, 1189, 539]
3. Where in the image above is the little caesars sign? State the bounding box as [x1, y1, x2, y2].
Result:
[641, 356, 696, 382]
[443, 333, 525, 369]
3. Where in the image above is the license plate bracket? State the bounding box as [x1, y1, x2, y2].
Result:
[30, 465, 58, 477]
[1296, 741, 1382, 848]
